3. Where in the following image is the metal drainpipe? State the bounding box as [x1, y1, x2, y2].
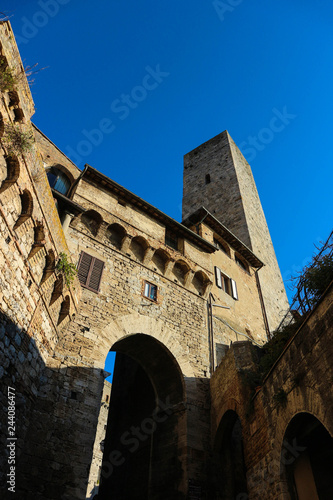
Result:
[255, 268, 271, 340]
[208, 293, 215, 375]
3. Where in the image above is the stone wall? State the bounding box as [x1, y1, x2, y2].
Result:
[0, 21, 80, 499]
[86, 380, 111, 499]
[182, 131, 290, 334]
[210, 282, 333, 499]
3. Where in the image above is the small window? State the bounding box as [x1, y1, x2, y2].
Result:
[214, 266, 238, 300]
[143, 281, 157, 302]
[47, 167, 71, 195]
[235, 255, 249, 273]
[165, 229, 178, 251]
[77, 251, 105, 293]
[205, 174, 211, 184]
[213, 237, 229, 256]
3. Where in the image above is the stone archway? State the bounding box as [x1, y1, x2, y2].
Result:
[98, 332, 188, 500]
[281, 412, 333, 500]
[212, 409, 248, 500]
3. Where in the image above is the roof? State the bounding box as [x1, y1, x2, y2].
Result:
[182, 207, 264, 269]
[80, 165, 217, 253]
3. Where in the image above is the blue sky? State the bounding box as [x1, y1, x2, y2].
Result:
[4, 1, 333, 377]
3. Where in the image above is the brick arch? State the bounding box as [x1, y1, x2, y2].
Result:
[80, 209, 103, 237]
[14, 189, 33, 229]
[129, 235, 149, 262]
[212, 397, 243, 442]
[271, 386, 333, 476]
[0, 154, 20, 192]
[99, 313, 195, 380]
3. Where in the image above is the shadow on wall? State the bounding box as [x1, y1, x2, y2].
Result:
[0, 310, 106, 500]
[0, 312, 209, 500]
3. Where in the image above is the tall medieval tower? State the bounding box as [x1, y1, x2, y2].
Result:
[182, 130, 289, 334]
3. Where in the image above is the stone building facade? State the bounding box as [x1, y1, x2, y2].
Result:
[0, 20, 332, 500]
[86, 380, 112, 499]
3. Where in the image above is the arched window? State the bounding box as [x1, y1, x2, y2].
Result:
[235, 254, 249, 273]
[47, 167, 71, 195]
[213, 236, 230, 257]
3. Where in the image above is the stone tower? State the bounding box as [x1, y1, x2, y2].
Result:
[182, 130, 289, 333]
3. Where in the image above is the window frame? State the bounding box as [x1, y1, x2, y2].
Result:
[142, 280, 158, 302]
[46, 167, 71, 195]
[77, 251, 105, 293]
[165, 229, 179, 251]
[214, 266, 238, 300]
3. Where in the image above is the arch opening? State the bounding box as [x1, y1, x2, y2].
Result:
[212, 410, 248, 499]
[97, 334, 185, 500]
[282, 412, 333, 500]
[129, 236, 148, 262]
[106, 223, 126, 250]
[80, 210, 103, 237]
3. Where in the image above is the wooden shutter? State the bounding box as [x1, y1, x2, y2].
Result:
[215, 266, 222, 289]
[78, 252, 104, 292]
[231, 279, 238, 300]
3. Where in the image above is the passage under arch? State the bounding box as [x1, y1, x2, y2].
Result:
[99, 334, 185, 500]
[212, 410, 248, 499]
[282, 412, 333, 499]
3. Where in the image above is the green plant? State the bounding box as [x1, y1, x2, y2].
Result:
[273, 388, 288, 408]
[56, 252, 77, 288]
[0, 59, 18, 92]
[302, 253, 333, 307]
[2, 124, 34, 155]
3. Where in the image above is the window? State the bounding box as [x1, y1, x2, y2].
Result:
[77, 251, 105, 292]
[47, 167, 71, 195]
[213, 237, 230, 256]
[205, 174, 211, 184]
[214, 266, 238, 300]
[143, 281, 157, 302]
[235, 255, 249, 273]
[165, 229, 178, 251]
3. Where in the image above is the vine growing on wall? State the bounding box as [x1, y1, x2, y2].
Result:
[56, 252, 77, 288]
[2, 123, 34, 155]
[0, 58, 17, 91]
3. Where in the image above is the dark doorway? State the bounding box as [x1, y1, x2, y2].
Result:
[212, 410, 248, 499]
[283, 412, 333, 500]
[98, 334, 186, 500]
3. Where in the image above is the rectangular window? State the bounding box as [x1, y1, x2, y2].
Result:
[77, 251, 105, 293]
[143, 281, 157, 302]
[165, 229, 178, 251]
[214, 266, 238, 300]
